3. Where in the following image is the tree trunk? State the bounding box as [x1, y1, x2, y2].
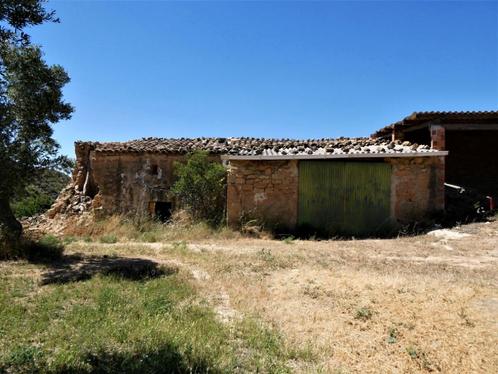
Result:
[0, 197, 22, 258]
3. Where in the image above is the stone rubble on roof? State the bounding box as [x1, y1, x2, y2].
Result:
[76, 137, 439, 156]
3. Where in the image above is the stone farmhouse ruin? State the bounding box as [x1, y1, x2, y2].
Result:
[49, 111, 498, 236]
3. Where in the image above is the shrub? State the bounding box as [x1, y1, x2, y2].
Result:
[99, 234, 118, 244]
[406, 346, 418, 359]
[172, 151, 226, 225]
[387, 327, 398, 344]
[10, 169, 71, 218]
[11, 193, 53, 218]
[355, 307, 373, 321]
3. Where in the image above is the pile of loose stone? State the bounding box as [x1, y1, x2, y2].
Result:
[22, 184, 94, 236]
[45, 184, 93, 218]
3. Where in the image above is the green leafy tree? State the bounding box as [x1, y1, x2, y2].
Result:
[0, 1, 73, 256]
[11, 167, 72, 218]
[172, 151, 227, 225]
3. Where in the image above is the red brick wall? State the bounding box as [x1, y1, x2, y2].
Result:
[430, 125, 446, 150]
[226, 160, 298, 230]
[395, 124, 498, 197]
[389, 156, 445, 223]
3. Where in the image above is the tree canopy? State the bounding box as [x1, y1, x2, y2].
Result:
[0, 0, 73, 256]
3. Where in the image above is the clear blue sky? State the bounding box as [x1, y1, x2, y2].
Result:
[30, 1, 497, 157]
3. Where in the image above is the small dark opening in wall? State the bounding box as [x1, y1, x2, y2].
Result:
[154, 201, 172, 221]
[150, 164, 158, 175]
[85, 183, 99, 199]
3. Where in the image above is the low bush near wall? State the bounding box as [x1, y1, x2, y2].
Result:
[172, 151, 227, 225]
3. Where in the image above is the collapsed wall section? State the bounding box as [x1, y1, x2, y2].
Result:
[49, 143, 224, 218]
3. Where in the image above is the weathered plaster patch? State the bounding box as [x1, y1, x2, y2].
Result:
[254, 192, 267, 203]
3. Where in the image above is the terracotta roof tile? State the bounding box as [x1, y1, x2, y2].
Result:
[76, 136, 440, 157]
[373, 110, 498, 138]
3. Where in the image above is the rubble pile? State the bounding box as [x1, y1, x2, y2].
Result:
[46, 184, 93, 218]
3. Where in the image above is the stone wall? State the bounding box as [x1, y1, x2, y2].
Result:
[227, 157, 445, 231]
[71, 145, 221, 217]
[89, 152, 187, 216]
[67, 141, 445, 231]
[226, 160, 298, 231]
[389, 156, 445, 223]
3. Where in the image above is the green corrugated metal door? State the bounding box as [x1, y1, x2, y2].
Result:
[298, 161, 392, 236]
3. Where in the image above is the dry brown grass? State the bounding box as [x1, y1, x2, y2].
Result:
[59, 212, 242, 243]
[59, 220, 498, 373]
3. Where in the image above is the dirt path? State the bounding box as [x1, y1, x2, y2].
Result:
[66, 221, 498, 373]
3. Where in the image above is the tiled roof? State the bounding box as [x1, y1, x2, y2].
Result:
[76, 137, 443, 157]
[373, 110, 498, 138]
[404, 110, 498, 120]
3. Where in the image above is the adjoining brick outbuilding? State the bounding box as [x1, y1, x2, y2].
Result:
[223, 149, 446, 236]
[52, 136, 447, 237]
[373, 111, 498, 198]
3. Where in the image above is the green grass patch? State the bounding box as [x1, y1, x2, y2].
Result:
[171, 240, 189, 254]
[62, 235, 78, 245]
[281, 235, 295, 244]
[99, 234, 118, 244]
[0, 261, 293, 373]
[38, 234, 64, 250]
[140, 231, 160, 243]
[16, 234, 65, 261]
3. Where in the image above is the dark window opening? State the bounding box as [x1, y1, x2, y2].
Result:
[403, 127, 431, 147]
[155, 201, 172, 221]
[150, 164, 158, 175]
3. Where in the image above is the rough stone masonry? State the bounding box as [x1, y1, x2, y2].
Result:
[46, 136, 447, 234]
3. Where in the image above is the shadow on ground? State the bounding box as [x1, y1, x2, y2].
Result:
[1, 342, 220, 374]
[37, 254, 177, 285]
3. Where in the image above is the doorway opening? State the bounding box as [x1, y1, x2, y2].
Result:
[154, 201, 172, 222]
